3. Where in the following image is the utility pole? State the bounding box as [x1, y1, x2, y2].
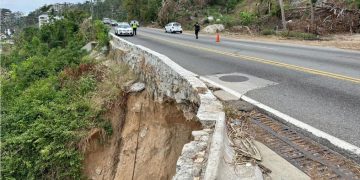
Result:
[310, 0, 316, 33]
[279, 0, 286, 30]
[110, 4, 114, 19]
[90, 0, 94, 20]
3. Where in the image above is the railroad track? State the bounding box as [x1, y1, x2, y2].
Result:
[250, 112, 360, 179]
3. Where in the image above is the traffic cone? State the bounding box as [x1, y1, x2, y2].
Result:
[216, 33, 220, 43]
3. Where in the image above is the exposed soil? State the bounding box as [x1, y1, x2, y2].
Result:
[83, 91, 202, 180]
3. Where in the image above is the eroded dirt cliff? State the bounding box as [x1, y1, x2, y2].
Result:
[83, 91, 201, 180]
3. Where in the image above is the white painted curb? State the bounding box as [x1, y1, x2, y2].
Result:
[200, 76, 360, 156]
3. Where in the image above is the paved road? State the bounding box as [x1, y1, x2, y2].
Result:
[117, 28, 360, 147]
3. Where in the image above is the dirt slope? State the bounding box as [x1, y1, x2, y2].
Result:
[83, 91, 201, 180]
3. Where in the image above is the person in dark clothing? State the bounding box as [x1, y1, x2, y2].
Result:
[194, 22, 200, 39]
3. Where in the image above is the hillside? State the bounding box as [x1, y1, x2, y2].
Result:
[154, 0, 360, 35]
[95, 0, 360, 36]
[0, 10, 113, 179]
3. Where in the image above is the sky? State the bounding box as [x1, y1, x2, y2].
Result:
[1, 0, 87, 15]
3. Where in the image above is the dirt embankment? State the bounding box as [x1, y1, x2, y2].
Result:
[82, 91, 201, 180]
[223, 33, 360, 51]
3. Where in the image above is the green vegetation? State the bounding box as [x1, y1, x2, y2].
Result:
[260, 28, 318, 40]
[0, 10, 117, 179]
[260, 29, 276, 36]
[355, 0, 360, 8]
[220, 15, 239, 27]
[226, 0, 242, 12]
[94, 20, 110, 47]
[279, 31, 319, 40]
[239, 11, 256, 26]
[90, 0, 162, 22]
[123, 0, 162, 21]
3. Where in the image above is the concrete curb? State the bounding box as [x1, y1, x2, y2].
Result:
[109, 33, 226, 180]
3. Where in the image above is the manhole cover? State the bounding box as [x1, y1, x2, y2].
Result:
[219, 75, 249, 82]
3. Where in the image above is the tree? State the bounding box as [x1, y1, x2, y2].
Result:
[226, 0, 240, 13]
[310, 0, 317, 32]
[123, 0, 140, 20]
[278, 0, 286, 30]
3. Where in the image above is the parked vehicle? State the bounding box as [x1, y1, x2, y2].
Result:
[165, 22, 183, 33]
[115, 23, 133, 36]
[102, 18, 111, 24]
[110, 20, 118, 26]
[117, 22, 127, 26]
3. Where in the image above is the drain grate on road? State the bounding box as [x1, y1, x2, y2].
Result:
[219, 75, 249, 82]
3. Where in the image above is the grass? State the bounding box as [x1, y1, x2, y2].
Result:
[260, 29, 319, 40]
[89, 58, 136, 112]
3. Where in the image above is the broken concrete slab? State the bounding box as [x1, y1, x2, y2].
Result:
[82, 41, 97, 52]
[254, 141, 310, 180]
[225, 100, 255, 112]
[213, 90, 239, 101]
[128, 82, 145, 93]
[218, 159, 264, 180]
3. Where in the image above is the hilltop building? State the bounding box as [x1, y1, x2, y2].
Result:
[38, 14, 64, 28]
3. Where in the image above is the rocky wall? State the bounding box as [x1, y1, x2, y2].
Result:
[109, 33, 225, 180]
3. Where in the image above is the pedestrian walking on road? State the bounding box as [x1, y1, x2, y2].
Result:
[132, 23, 138, 36]
[194, 22, 200, 39]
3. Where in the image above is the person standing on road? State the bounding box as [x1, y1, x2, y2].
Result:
[132, 23, 138, 36]
[194, 22, 200, 39]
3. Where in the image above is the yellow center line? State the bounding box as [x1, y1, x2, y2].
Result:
[139, 32, 360, 84]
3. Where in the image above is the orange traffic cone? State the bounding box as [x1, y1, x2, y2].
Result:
[216, 33, 220, 43]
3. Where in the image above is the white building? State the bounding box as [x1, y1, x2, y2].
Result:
[38, 14, 49, 28]
[38, 14, 64, 28]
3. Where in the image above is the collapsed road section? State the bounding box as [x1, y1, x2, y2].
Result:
[107, 33, 226, 180]
[106, 33, 360, 180]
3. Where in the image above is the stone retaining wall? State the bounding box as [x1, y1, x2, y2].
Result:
[109, 33, 225, 180]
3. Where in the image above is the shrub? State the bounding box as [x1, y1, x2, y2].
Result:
[94, 20, 110, 47]
[221, 15, 241, 27]
[0, 10, 114, 180]
[1, 77, 91, 179]
[271, 4, 281, 17]
[278, 31, 319, 40]
[239, 12, 256, 26]
[261, 29, 276, 35]
[226, 0, 241, 12]
[355, 0, 360, 8]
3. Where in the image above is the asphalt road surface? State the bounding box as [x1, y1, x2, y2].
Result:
[115, 27, 360, 148]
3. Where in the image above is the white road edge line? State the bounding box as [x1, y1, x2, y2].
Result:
[200, 76, 360, 156]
